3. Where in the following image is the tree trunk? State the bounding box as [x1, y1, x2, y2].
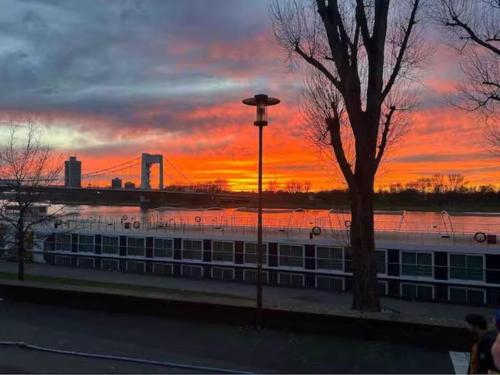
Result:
[349, 137, 380, 311]
[17, 232, 25, 281]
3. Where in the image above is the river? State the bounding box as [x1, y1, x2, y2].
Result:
[57, 205, 500, 234]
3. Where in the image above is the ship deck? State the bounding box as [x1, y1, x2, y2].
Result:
[35, 217, 500, 253]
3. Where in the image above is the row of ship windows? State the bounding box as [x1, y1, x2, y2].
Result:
[52, 255, 487, 305]
[46, 234, 486, 282]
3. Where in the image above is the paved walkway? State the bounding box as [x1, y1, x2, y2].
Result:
[0, 299, 455, 373]
[0, 262, 495, 327]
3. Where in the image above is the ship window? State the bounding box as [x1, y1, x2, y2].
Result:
[126, 261, 145, 273]
[344, 247, 352, 273]
[279, 245, 304, 268]
[78, 235, 94, 253]
[449, 287, 485, 305]
[401, 252, 432, 277]
[278, 272, 304, 287]
[102, 236, 119, 254]
[102, 258, 119, 271]
[211, 267, 234, 281]
[127, 237, 145, 257]
[212, 241, 234, 262]
[153, 263, 173, 275]
[54, 255, 71, 266]
[55, 234, 71, 251]
[244, 243, 267, 264]
[154, 239, 173, 258]
[316, 276, 344, 292]
[181, 264, 203, 278]
[378, 281, 388, 296]
[182, 240, 202, 260]
[44, 235, 55, 251]
[243, 270, 269, 284]
[316, 247, 343, 271]
[376, 250, 387, 274]
[77, 257, 94, 268]
[449, 254, 484, 281]
[401, 283, 434, 300]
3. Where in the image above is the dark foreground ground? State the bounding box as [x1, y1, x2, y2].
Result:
[0, 299, 456, 374]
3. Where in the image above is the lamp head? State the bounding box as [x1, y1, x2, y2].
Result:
[242, 94, 280, 127]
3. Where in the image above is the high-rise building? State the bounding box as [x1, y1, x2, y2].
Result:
[111, 177, 122, 189]
[64, 156, 82, 188]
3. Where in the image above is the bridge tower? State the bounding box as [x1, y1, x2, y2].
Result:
[140, 153, 164, 190]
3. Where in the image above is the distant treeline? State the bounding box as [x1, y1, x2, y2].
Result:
[258, 188, 500, 212]
[164, 174, 499, 211]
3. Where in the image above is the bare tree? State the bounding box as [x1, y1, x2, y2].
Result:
[0, 122, 62, 280]
[415, 177, 432, 194]
[303, 180, 312, 193]
[447, 173, 466, 192]
[285, 180, 304, 193]
[435, 0, 499, 154]
[266, 179, 280, 192]
[431, 173, 447, 193]
[190, 179, 230, 193]
[212, 179, 230, 192]
[272, 0, 428, 310]
[405, 181, 419, 192]
[389, 183, 403, 193]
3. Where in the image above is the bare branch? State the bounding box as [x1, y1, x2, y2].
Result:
[327, 116, 356, 188]
[295, 43, 342, 89]
[375, 105, 396, 167]
[355, 0, 371, 46]
[382, 0, 420, 100]
[442, 2, 500, 56]
[435, 0, 499, 155]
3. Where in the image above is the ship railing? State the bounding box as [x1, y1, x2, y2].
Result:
[33, 217, 499, 250]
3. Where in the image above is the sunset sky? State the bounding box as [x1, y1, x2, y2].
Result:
[0, 0, 498, 191]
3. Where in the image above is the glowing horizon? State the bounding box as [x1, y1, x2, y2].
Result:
[0, 0, 498, 191]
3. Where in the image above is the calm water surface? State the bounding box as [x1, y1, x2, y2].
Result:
[59, 205, 500, 234]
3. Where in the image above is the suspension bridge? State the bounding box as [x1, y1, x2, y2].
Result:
[68, 153, 196, 190]
[0, 153, 254, 208]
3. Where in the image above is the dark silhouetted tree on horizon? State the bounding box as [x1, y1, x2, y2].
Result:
[266, 179, 280, 192]
[272, 0, 429, 311]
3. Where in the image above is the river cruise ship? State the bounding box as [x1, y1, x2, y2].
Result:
[6, 207, 500, 307]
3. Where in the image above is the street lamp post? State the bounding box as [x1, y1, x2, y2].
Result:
[242, 94, 280, 328]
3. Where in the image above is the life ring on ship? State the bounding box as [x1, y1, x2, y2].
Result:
[133, 221, 140, 229]
[311, 226, 322, 236]
[195, 216, 202, 223]
[473, 232, 487, 243]
[344, 220, 351, 228]
[121, 215, 128, 221]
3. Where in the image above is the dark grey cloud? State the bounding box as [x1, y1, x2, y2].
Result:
[0, 0, 290, 136]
